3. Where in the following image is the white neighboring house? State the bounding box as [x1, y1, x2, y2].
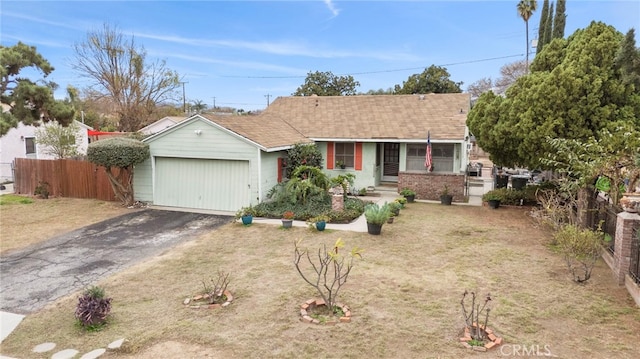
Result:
[0, 119, 93, 182]
[138, 116, 186, 136]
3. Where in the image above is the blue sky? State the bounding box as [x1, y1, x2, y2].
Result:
[2, 0, 639, 112]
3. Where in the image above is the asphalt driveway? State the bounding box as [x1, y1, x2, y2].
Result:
[0, 209, 231, 314]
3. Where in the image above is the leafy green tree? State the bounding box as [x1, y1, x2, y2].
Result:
[87, 137, 150, 206]
[553, 0, 567, 40]
[393, 65, 462, 94]
[0, 42, 75, 135]
[35, 121, 81, 159]
[361, 88, 394, 95]
[285, 143, 323, 178]
[544, 2, 554, 51]
[467, 22, 640, 170]
[517, 0, 538, 72]
[293, 71, 360, 96]
[536, 0, 550, 55]
[542, 124, 640, 205]
[72, 23, 181, 132]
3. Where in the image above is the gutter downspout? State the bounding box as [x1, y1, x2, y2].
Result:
[257, 147, 262, 205]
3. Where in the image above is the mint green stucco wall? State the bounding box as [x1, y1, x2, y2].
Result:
[133, 117, 262, 209]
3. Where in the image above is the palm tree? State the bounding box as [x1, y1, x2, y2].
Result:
[191, 100, 207, 114]
[517, 0, 538, 73]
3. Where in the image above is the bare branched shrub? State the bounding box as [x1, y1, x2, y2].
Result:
[529, 188, 578, 241]
[202, 271, 230, 304]
[294, 238, 362, 310]
[460, 291, 492, 341]
[554, 225, 604, 283]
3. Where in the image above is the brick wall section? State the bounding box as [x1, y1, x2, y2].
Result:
[613, 212, 640, 285]
[398, 172, 465, 201]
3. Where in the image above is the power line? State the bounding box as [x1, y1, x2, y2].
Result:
[221, 53, 525, 79]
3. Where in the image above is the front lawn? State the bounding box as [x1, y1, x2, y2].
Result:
[1, 202, 639, 359]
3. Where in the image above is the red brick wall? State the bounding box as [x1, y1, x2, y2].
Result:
[397, 172, 465, 201]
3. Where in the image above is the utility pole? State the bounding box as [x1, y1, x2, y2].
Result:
[180, 81, 188, 113]
[212, 97, 216, 110]
[265, 94, 271, 107]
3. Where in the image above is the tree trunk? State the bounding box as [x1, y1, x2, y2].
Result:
[576, 186, 595, 229]
[104, 166, 135, 206]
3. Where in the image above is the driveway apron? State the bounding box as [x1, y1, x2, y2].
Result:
[0, 209, 230, 314]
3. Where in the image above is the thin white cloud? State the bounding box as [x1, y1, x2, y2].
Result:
[2, 11, 86, 31]
[138, 32, 419, 61]
[324, 0, 340, 18]
[149, 51, 307, 75]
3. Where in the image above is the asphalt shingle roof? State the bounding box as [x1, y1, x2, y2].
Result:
[204, 93, 470, 149]
[262, 93, 470, 141]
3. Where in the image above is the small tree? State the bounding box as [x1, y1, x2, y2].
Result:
[294, 238, 362, 312]
[285, 143, 323, 179]
[35, 121, 81, 159]
[87, 137, 149, 206]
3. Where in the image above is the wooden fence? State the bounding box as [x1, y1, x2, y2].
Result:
[13, 158, 118, 201]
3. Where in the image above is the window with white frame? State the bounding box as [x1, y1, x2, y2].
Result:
[335, 142, 355, 168]
[406, 143, 455, 172]
[25, 137, 36, 155]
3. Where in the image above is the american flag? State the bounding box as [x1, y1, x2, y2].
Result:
[425, 131, 433, 171]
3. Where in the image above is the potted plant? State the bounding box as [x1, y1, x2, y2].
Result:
[440, 185, 453, 205]
[281, 210, 295, 228]
[400, 188, 416, 203]
[364, 202, 391, 235]
[235, 205, 256, 225]
[482, 192, 502, 209]
[388, 201, 402, 217]
[336, 160, 346, 169]
[308, 214, 330, 231]
[395, 197, 407, 209]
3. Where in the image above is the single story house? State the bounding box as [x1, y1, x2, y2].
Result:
[133, 93, 471, 212]
[0, 120, 93, 182]
[138, 116, 187, 136]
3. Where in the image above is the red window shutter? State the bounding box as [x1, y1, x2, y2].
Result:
[355, 142, 363, 171]
[277, 157, 283, 183]
[327, 142, 334, 169]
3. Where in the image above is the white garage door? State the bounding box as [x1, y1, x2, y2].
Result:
[154, 157, 250, 211]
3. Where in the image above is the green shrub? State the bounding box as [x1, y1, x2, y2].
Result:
[554, 225, 604, 283]
[482, 187, 541, 206]
[87, 137, 149, 168]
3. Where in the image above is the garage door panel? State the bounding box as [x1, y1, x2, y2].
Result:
[154, 157, 249, 211]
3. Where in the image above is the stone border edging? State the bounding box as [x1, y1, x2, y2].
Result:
[299, 298, 351, 325]
[183, 290, 233, 309]
[459, 324, 503, 351]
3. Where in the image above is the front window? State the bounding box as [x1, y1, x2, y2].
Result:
[335, 142, 355, 168]
[406, 143, 455, 172]
[25, 137, 35, 155]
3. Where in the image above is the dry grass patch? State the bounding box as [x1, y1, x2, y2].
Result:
[1, 203, 639, 358]
[0, 195, 130, 254]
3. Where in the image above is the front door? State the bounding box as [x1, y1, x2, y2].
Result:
[382, 143, 400, 182]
